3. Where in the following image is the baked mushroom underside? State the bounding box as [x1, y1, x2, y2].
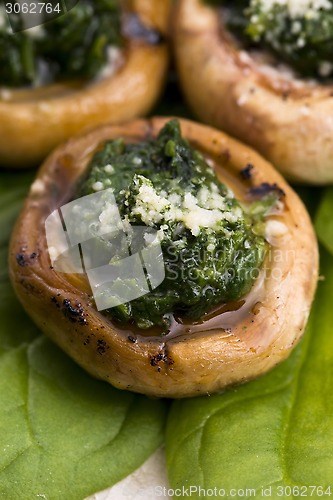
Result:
[9, 117, 318, 398]
[0, 0, 170, 168]
[173, 0, 333, 185]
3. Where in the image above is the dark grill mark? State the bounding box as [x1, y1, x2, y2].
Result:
[97, 339, 109, 355]
[122, 14, 163, 45]
[16, 254, 27, 267]
[62, 299, 88, 325]
[51, 296, 60, 309]
[249, 182, 285, 199]
[150, 347, 174, 369]
[240, 163, 254, 180]
[16, 251, 38, 267]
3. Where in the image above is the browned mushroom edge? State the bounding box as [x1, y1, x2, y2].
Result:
[173, 0, 333, 185]
[0, 0, 171, 168]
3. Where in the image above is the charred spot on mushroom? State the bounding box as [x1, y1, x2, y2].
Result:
[51, 296, 61, 309]
[16, 251, 38, 267]
[83, 335, 91, 346]
[249, 182, 285, 200]
[221, 148, 231, 162]
[150, 347, 174, 369]
[75, 119, 279, 331]
[122, 14, 163, 45]
[97, 339, 109, 355]
[16, 254, 27, 267]
[19, 278, 36, 294]
[150, 353, 167, 367]
[62, 299, 88, 325]
[240, 163, 254, 180]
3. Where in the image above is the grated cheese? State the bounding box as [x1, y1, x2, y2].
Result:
[255, 0, 332, 17]
[30, 179, 46, 195]
[265, 220, 288, 244]
[248, 0, 333, 77]
[92, 181, 104, 192]
[104, 164, 114, 174]
[128, 176, 241, 237]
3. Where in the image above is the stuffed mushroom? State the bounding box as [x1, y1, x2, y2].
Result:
[173, 0, 333, 184]
[9, 117, 318, 398]
[0, 0, 170, 168]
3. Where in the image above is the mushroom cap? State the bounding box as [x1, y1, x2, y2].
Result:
[9, 117, 318, 398]
[173, 0, 333, 185]
[0, 0, 170, 168]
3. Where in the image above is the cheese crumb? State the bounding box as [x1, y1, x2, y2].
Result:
[92, 181, 104, 192]
[131, 177, 170, 225]
[132, 157, 143, 166]
[319, 61, 333, 77]
[104, 164, 114, 174]
[265, 220, 288, 242]
[96, 46, 122, 81]
[30, 179, 45, 195]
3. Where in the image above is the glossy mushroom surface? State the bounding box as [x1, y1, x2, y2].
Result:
[9, 117, 318, 398]
[0, 0, 170, 168]
[173, 0, 333, 185]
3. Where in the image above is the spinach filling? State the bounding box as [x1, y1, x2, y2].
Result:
[0, 0, 121, 87]
[78, 120, 272, 331]
[208, 0, 333, 78]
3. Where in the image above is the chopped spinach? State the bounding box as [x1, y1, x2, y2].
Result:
[208, 0, 333, 78]
[78, 120, 270, 331]
[0, 0, 121, 87]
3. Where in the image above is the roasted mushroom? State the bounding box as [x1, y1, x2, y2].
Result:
[9, 117, 318, 398]
[173, 0, 333, 185]
[0, 0, 170, 168]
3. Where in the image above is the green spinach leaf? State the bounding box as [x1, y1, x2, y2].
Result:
[315, 187, 333, 256]
[166, 248, 333, 496]
[0, 171, 166, 499]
